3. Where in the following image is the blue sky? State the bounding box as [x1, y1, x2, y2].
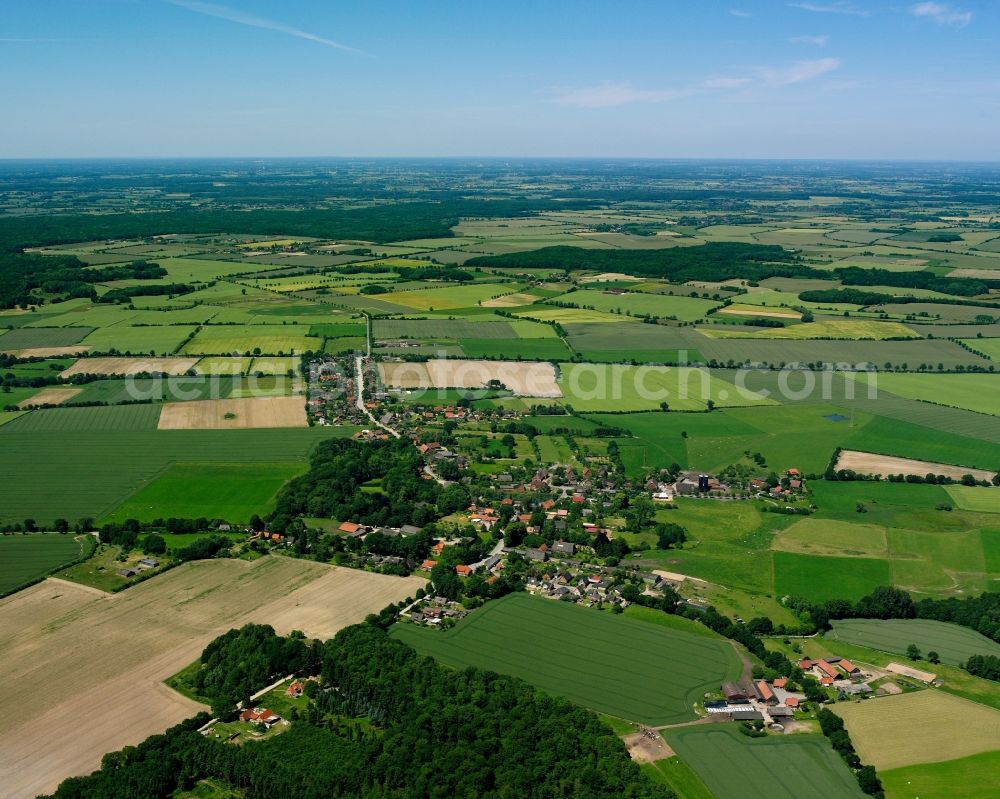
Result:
[1, 0, 997, 158]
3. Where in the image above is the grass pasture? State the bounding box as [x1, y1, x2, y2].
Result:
[833, 690, 1000, 770]
[946, 485, 1000, 513]
[827, 618, 1000, 666]
[102, 462, 304, 523]
[853, 372, 1000, 417]
[663, 725, 866, 799]
[558, 364, 774, 412]
[0, 534, 94, 596]
[880, 751, 1000, 799]
[773, 551, 891, 602]
[390, 592, 740, 725]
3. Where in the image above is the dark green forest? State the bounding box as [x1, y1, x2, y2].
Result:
[466, 242, 803, 281]
[43, 624, 671, 799]
[268, 438, 466, 533]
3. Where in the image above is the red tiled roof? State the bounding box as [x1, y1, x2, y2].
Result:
[785, 696, 799, 708]
[815, 660, 839, 679]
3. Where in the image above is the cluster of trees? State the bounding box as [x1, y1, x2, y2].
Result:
[801, 286, 1000, 310]
[192, 624, 320, 715]
[0, 255, 168, 308]
[467, 242, 803, 282]
[269, 438, 463, 532]
[43, 624, 671, 799]
[817, 709, 884, 798]
[97, 282, 195, 304]
[964, 654, 1000, 681]
[834, 265, 995, 298]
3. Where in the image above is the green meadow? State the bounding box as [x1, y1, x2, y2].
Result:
[390, 592, 740, 725]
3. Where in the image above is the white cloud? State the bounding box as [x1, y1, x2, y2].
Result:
[791, 34, 831, 45]
[556, 58, 841, 109]
[556, 82, 692, 108]
[730, 9, 752, 17]
[911, 2, 972, 26]
[165, 0, 363, 53]
[702, 77, 753, 89]
[754, 57, 841, 87]
[788, 2, 871, 15]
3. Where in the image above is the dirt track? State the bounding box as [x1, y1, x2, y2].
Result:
[0, 558, 422, 799]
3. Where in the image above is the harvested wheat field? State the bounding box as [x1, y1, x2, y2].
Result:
[3, 345, 90, 358]
[718, 305, 802, 319]
[833, 690, 1000, 770]
[16, 387, 82, 408]
[0, 559, 423, 799]
[379, 359, 561, 397]
[157, 396, 306, 429]
[835, 450, 996, 482]
[481, 292, 544, 308]
[60, 356, 199, 377]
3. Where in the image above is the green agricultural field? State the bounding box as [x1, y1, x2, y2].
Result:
[833, 691, 1000, 771]
[946, 485, 1000, 513]
[378, 283, 517, 310]
[180, 325, 320, 355]
[390, 592, 740, 725]
[589, 404, 867, 475]
[375, 318, 517, 340]
[461, 338, 572, 360]
[827, 618, 1000, 666]
[555, 289, 720, 321]
[194, 356, 253, 375]
[102, 462, 305, 523]
[80, 325, 198, 355]
[852, 372, 1000, 417]
[515, 306, 623, 324]
[2, 404, 162, 431]
[563, 321, 697, 363]
[773, 551, 892, 602]
[0, 326, 93, 349]
[0, 534, 94, 596]
[663, 726, 866, 799]
[962, 338, 1000, 360]
[700, 319, 919, 340]
[880, 750, 1000, 799]
[248, 356, 299, 376]
[558, 364, 774, 412]
[69, 376, 235, 405]
[843, 415, 1000, 472]
[0, 426, 351, 525]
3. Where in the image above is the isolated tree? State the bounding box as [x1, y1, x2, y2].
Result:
[927, 651, 940, 664]
[906, 643, 922, 661]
